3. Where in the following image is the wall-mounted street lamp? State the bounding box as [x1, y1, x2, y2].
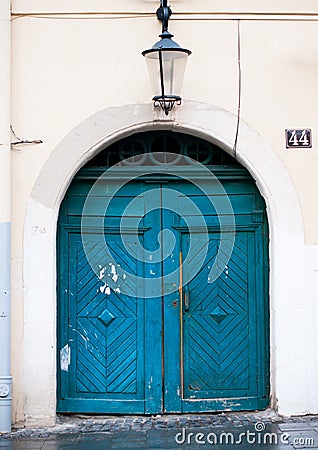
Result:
[142, 0, 191, 115]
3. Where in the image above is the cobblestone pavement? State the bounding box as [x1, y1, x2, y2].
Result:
[1, 410, 318, 449]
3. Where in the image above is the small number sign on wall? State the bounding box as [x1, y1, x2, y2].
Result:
[285, 129, 312, 148]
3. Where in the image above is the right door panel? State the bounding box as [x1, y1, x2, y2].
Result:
[181, 229, 268, 412]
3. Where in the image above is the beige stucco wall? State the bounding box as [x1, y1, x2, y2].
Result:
[11, 1, 318, 243]
[10, 0, 318, 425]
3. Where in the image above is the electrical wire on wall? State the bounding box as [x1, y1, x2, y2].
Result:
[11, 12, 151, 21]
[233, 19, 242, 160]
[10, 125, 42, 146]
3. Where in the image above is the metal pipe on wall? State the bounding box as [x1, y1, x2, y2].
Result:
[0, 0, 12, 433]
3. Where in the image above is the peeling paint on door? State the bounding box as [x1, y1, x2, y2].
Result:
[60, 344, 71, 372]
[111, 264, 118, 282]
[100, 283, 111, 295]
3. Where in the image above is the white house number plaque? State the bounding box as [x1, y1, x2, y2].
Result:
[285, 129, 312, 148]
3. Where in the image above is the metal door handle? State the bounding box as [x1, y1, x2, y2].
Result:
[184, 285, 190, 312]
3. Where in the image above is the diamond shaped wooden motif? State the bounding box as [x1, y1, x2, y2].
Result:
[98, 309, 115, 327]
[210, 306, 228, 324]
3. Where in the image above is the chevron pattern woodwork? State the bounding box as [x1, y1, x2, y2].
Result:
[74, 238, 139, 395]
[184, 235, 250, 396]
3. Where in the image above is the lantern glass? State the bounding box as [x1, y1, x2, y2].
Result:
[144, 49, 189, 99]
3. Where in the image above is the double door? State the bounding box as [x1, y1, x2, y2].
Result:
[57, 175, 269, 413]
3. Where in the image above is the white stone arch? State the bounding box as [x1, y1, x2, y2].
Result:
[23, 101, 308, 425]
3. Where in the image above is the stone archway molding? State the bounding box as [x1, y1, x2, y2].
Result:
[23, 101, 307, 426]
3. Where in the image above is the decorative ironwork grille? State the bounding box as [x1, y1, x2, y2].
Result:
[85, 131, 240, 167]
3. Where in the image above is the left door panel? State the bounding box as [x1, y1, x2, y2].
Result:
[57, 229, 161, 413]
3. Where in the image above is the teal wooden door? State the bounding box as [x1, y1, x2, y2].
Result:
[179, 231, 268, 411]
[58, 179, 164, 413]
[57, 138, 269, 414]
[155, 178, 269, 413]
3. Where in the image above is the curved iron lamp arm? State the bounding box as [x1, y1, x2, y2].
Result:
[156, 0, 172, 33]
